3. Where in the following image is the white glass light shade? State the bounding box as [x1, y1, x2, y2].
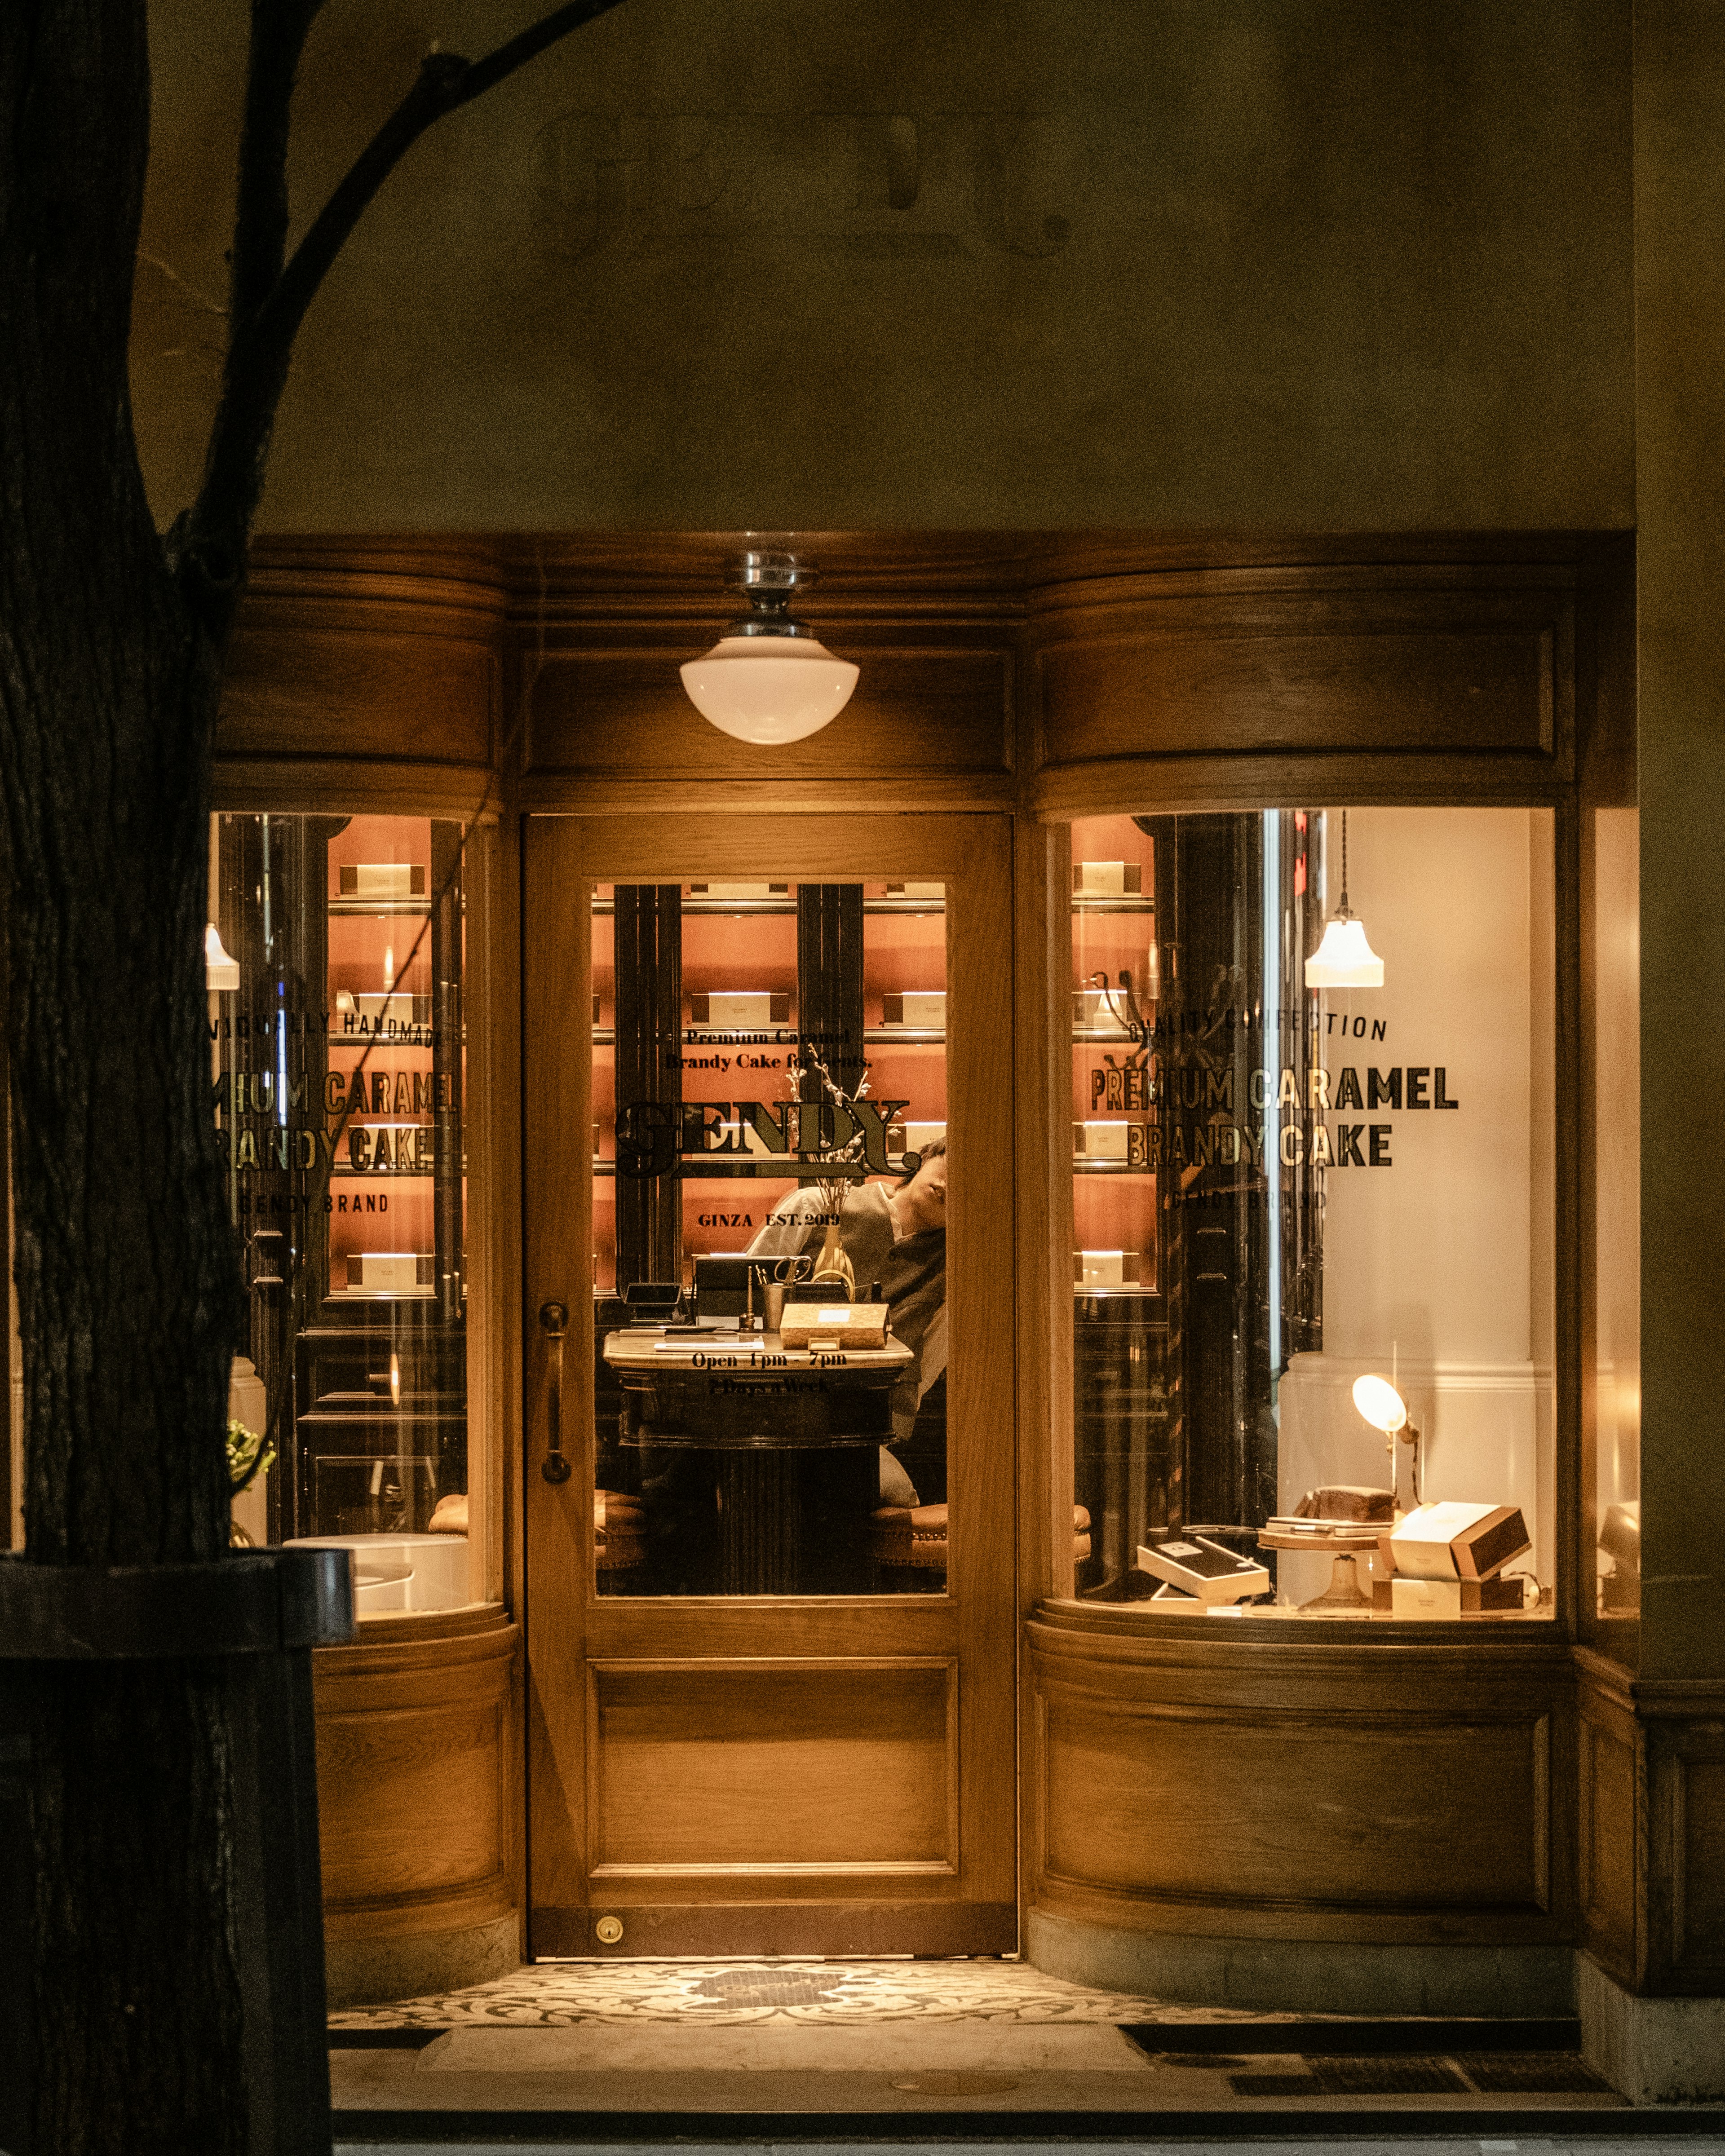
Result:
[1305, 914, 1384, 989]
[205, 923, 239, 991]
[1353, 1374, 1408, 1434]
[680, 636, 859, 745]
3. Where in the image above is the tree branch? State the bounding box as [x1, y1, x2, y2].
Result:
[230, 0, 327, 330]
[179, 0, 629, 633]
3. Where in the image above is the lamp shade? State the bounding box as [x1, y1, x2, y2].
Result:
[1353, 1374, 1408, 1434]
[680, 635, 859, 745]
[1305, 914, 1384, 989]
[205, 923, 239, 992]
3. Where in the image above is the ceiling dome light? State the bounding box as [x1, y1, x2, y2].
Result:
[680, 552, 859, 745]
[1305, 809, 1384, 988]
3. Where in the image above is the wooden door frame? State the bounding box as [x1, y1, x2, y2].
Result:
[522, 811, 1017, 1957]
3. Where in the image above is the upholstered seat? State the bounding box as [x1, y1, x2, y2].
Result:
[595, 1488, 646, 1571]
[870, 1501, 1091, 1577]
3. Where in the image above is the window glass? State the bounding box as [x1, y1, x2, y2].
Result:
[1593, 808, 1640, 1639]
[593, 880, 948, 1596]
[1070, 808, 1556, 1623]
[211, 813, 473, 1610]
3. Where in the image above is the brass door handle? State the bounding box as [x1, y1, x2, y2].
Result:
[540, 1300, 571, 1484]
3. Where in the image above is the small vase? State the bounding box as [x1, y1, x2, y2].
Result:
[813, 1219, 854, 1295]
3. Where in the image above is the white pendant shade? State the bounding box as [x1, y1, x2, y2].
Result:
[680, 635, 859, 745]
[1305, 914, 1384, 989]
[1353, 1374, 1408, 1434]
[205, 922, 239, 991]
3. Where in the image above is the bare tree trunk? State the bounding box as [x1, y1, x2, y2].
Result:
[1, 1, 626, 2142]
[1, 6, 249, 2143]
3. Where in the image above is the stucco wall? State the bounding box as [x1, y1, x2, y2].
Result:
[133, 0, 1633, 532]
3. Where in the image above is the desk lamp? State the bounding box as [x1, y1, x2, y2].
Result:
[1353, 1374, 1423, 1516]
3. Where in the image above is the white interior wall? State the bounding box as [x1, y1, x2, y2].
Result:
[1277, 807, 1557, 1604]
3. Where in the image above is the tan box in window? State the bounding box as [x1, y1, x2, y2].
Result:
[340, 863, 426, 898]
[1075, 1250, 1144, 1288]
[688, 882, 788, 898]
[1384, 1575, 1528, 1618]
[1074, 1120, 1132, 1160]
[885, 882, 945, 900]
[1387, 1501, 1531, 1582]
[881, 991, 946, 1028]
[779, 1300, 890, 1349]
[1073, 861, 1142, 897]
[345, 1252, 434, 1292]
[690, 991, 790, 1026]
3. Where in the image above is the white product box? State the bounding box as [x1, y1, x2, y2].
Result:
[885, 882, 946, 901]
[1074, 1250, 1144, 1288]
[340, 863, 426, 899]
[286, 1533, 469, 1614]
[688, 882, 788, 898]
[689, 990, 791, 1027]
[1388, 1501, 1532, 1582]
[1138, 1537, 1271, 1604]
[1073, 861, 1143, 897]
[881, 991, 946, 1028]
[1074, 1120, 1131, 1160]
[346, 1252, 433, 1292]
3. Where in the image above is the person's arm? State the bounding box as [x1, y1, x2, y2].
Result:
[746, 1191, 820, 1259]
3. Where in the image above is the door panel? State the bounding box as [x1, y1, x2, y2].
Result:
[523, 814, 1015, 1956]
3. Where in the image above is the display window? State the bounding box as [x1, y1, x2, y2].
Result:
[209, 812, 479, 1612]
[1068, 807, 1557, 1623]
[590, 879, 950, 1596]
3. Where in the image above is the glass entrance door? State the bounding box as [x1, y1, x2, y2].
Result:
[522, 814, 1015, 1957]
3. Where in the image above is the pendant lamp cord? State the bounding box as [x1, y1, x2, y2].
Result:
[1338, 809, 1350, 916]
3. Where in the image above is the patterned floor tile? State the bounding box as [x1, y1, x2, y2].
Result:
[328, 1957, 1273, 2031]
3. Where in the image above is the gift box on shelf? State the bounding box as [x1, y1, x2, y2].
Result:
[881, 990, 946, 1028]
[887, 1119, 947, 1157]
[688, 882, 788, 898]
[1073, 861, 1142, 896]
[1075, 1249, 1145, 1288]
[345, 1251, 435, 1293]
[1074, 1119, 1134, 1160]
[690, 990, 791, 1026]
[337, 990, 432, 1027]
[1073, 986, 1135, 1032]
[885, 881, 945, 900]
[340, 863, 427, 899]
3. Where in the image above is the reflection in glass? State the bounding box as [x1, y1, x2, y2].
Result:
[593, 881, 949, 1596]
[1070, 808, 1557, 1624]
[210, 813, 470, 1611]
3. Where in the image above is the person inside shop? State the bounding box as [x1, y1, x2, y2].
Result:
[747, 1140, 947, 1504]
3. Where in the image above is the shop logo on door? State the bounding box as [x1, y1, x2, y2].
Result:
[616, 1099, 911, 1180]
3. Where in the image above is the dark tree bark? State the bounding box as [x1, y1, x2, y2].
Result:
[0, 1, 624, 2145]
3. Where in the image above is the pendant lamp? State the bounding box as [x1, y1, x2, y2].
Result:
[680, 552, 859, 745]
[1305, 810, 1384, 988]
[205, 923, 239, 991]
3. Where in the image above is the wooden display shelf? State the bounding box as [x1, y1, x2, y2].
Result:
[327, 897, 434, 917]
[590, 895, 946, 916]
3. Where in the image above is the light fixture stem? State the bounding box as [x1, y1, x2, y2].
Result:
[1338, 809, 1350, 916]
